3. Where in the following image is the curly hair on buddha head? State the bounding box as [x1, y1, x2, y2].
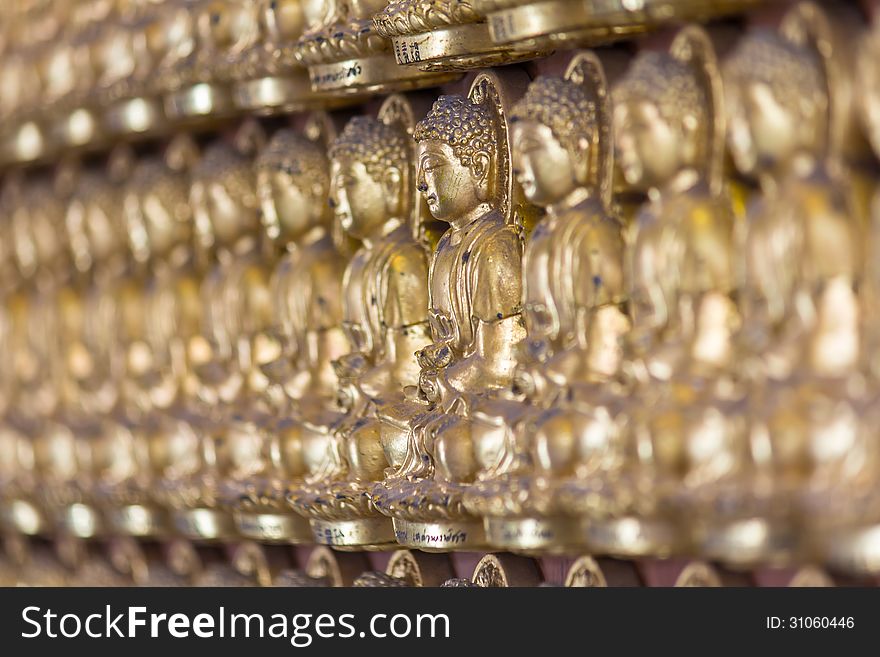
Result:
[414, 95, 496, 178]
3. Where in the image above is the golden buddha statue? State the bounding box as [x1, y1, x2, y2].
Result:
[44, 0, 115, 149]
[233, 0, 330, 113]
[690, 3, 863, 567]
[370, 71, 529, 550]
[13, 169, 98, 539]
[458, 52, 625, 553]
[98, 0, 171, 137]
[294, 0, 455, 96]
[0, 175, 47, 538]
[799, 9, 880, 575]
[286, 96, 433, 549]
[98, 136, 205, 540]
[162, 0, 254, 121]
[218, 117, 350, 544]
[157, 122, 272, 542]
[372, 0, 544, 71]
[504, 26, 734, 558]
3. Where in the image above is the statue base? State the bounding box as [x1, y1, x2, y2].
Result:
[107, 504, 168, 538]
[172, 507, 238, 541]
[485, 516, 585, 553]
[307, 55, 457, 96]
[164, 82, 235, 122]
[699, 517, 800, 568]
[585, 516, 682, 558]
[233, 74, 337, 115]
[0, 498, 46, 535]
[234, 510, 313, 543]
[389, 22, 545, 72]
[486, 0, 649, 49]
[56, 503, 103, 539]
[103, 96, 166, 137]
[392, 518, 486, 551]
[309, 517, 397, 550]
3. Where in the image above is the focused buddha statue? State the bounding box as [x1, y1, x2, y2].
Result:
[370, 71, 528, 550]
[458, 52, 626, 552]
[218, 118, 351, 544]
[286, 96, 432, 549]
[157, 123, 272, 541]
[690, 3, 863, 567]
[372, 0, 543, 71]
[294, 0, 454, 96]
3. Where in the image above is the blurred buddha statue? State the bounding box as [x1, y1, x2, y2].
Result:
[294, 0, 455, 96]
[156, 122, 272, 542]
[371, 71, 528, 550]
[97, 136, 207, 542]
[162, 0, 258, 120]
[233, 0, 328, 113]
[0, 175, 48, 538]
[802, 10, 880, 575]
[287, 96, 432, 549]
[691, 2, 862, 567]
[98, 0, 172, 137]
[518, 26, 735, 559]
[458, 52, 625, 552]
[219, 116, 350, 544]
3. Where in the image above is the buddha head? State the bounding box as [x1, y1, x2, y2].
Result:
[190, 139, 260, 251]
[127, 157, 194, 263]
[612, 49, 710, 192]
[510, 76, 596, 207]
[329, 116, 411, 241]
[257, 128, 331, 244]
[723, 29, 827, 177]
[262, 0, 308, 43]
[414, 94, 496, 224]
[20, 176, 69, 277]
[71, 170, 128, 270]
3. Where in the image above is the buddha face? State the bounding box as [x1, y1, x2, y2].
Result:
[416, 140, 485, 224]
[330, 158, 396, 241]
[258, 164, 323, 243]
[511, 120, 579, 207]
[614, 99, 691, 191]
[194, 167, 259, 247]
[726, 80, 800, 176]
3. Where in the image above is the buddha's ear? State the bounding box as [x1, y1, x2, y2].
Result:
[471, 152, 491, 196]
[681, 111, 700, 165]
[382, 166, 402, 213]
[572, 135, 592, 183]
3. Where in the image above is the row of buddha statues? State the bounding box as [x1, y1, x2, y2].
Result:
[2, 0, 880, 586]
[0, 0, 768, 166]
